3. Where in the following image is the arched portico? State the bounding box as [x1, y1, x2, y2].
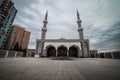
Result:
[46, 45, 56, 57]
[45, 44, 81, 58]
[57, 45, 67, 57]
[69, 45, 79, 57]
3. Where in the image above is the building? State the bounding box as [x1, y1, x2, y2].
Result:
[90, 50, 99, 58]
[5, 25, 31, 50]
[0, 0, 17, 49]
[99, 51, 120, 59]
[36, 11, 91, 58]
[26, 49, 36, 57]
[0, 50, 23, 58]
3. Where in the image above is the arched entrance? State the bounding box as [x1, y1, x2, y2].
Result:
[69, 46, 78, 57]
[46, 45, 56, 57]
[57, 45, 67, 57]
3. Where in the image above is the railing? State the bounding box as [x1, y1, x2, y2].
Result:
[0, 50, 23, 58]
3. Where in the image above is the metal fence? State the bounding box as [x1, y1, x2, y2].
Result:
[99, 52, 120, 59]
[0, 50, 23, 58]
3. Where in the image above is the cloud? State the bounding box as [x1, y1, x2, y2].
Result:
[12, 0, 120, 52]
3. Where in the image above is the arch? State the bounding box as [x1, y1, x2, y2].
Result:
[57, 45, 67, 57]
[46, 45, 56, 57]
[69, 45, 79, 57]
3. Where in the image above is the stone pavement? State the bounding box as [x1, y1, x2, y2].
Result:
[0, 58, 120, 80]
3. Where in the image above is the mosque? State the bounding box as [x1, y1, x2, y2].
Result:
[36, 11, 90, 58]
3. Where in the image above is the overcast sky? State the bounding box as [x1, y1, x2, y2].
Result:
[12, 0, 120, 52]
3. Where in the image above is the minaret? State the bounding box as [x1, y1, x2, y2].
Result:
[41, 11, 48, 39]
[77, 10, 84, 40]
[76, 10, 84, 57]
[39, 11, 48, 57]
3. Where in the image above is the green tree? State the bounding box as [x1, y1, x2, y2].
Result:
[22, 48, 27, 57]
[13, 42, 20, 51]
[19, 46, 23, 51]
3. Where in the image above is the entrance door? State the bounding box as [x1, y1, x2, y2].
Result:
[47, 46, 56, 57]
[57, 45, 67, 57]
[69, 46, 78, 57]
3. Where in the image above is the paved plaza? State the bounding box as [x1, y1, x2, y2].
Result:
[0, 58, 120, 80]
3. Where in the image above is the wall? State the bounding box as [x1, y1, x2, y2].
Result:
[0, 50, 23, 58]
[43, 42, 81, 57]
[26, 49, 36, 57]
[99, 52, 120, 59]
[44, 42, 81, 49]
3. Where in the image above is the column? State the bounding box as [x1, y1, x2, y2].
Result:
[21, 52, 23, 57]
[14, 52, 17, 57]
[87, 41, 90, 57]
[30, 53, 31, 57]
[104, 53, 106, 59]
[111, 52, 114, 59]
[5, 50, 9, 58]
[67, 50, 69, 58]
[81, 42, 84, 57]
[56, 50, 58, 57]
[78, 49, 80, 58]
[56, 47, 58, 57]
[98, 53, 100, 58]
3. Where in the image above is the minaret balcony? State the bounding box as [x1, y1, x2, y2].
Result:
[77, 20, 81, 23]
[42, 28, 47, 31]
[78, 27, 83, 31]
[43, 20, 48, 23]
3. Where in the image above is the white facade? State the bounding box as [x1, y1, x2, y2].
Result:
[36, 39, 89, 58]
[44, 42, 81, 49]
[36, 11, 91, 58]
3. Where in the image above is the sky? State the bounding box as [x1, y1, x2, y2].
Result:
[12, 0, 120, 52]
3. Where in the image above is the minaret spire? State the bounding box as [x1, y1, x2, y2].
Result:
[77, 10, 84, 39]
[77, 10, 80, 20]
[39, 11, 48, 57]
[76, 10, 85, 57]
[77, 10, 82, 28]
[43, 10, 48, 28]
[45, 10, 48, 21]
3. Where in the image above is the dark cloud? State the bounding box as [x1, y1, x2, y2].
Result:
[12, 0, 120, 52]
[13, 0, 39, 9]
[91, 21, 120, 51]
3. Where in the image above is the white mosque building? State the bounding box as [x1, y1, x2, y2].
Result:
[36, 11, 90, 58]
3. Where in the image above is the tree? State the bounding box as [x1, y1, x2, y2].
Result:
[13, 42, 20, 51]
[13, 42, 28, 57]
[19, 46, 22, 51]
[31, 52, 35, 57]
[10, 47, 13, 50]
[22, 48, 27, 57]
